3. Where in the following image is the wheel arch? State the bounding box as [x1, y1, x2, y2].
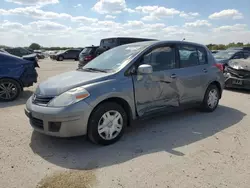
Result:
[88, 97, 133, 129]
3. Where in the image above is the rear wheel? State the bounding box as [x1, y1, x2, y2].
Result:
[201, 84, 220, 112]
[88, 102, 127, 145]
[0, 79, 22, 102]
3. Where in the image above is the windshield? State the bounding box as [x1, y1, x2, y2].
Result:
[82, 42, 152, 71]
[214, 50, 235, 60]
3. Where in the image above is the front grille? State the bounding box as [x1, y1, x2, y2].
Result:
[30, 117, 43, 130]
[227, 67, 250, 78]
[33, 95, 54, 105]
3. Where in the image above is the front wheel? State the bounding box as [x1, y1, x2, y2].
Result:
[57, 56, 64, 61]
[200, 84, 220, 112]
[0, 79, 22, 102]
[88, 102, 127, 145]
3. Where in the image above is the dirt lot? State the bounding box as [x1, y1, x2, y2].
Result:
[1, 59, 250, 188]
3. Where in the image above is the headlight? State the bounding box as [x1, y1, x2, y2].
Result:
[232, 64, 244, 69]
[48, 86, 90, 107]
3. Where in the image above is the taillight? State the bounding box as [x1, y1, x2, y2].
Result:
[214, 63, 224, 72]
[84, 55, 94, 61]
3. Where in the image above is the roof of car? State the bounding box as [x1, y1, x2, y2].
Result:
[85, 46, 99, 48]
[101, 37, 156, 39]
[127, 40, 208, 49]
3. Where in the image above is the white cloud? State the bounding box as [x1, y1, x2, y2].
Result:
[0, 20, 29, 32]
[123, 20, 145, 27]
[105, 15, 116, 19]
[29, 20, 70, 31]
[0, 7, 71, 19]
[209, 9, 243, 20]
[136, 5, 199, 21]
[180, 12, 199, 19]
[92, 0, 126, 14]
[213, 24, 248, 32]
[136, 6, 180, 21]
[74, 4, 82, 8]
[184, 20, 211, 27]
[0, 7, 98, 23]
[5, 0, 58, 6]
[71, 16, 98, 23]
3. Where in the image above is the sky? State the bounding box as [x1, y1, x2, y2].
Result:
[0, 0, 250, 47]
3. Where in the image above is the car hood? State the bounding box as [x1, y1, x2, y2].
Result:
[35, 70, 112, 96]
[22, 53, 37, 60]
[228, 59, 250, 71]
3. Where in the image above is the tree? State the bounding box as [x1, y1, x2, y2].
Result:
[29, 43, 41, 50]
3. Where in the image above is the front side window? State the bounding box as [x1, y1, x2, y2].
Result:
[143, 46, 176, 71]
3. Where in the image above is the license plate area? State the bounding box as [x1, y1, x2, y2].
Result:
[232, 79, 243, 85]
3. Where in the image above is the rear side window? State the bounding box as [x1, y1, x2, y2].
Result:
[178, 45, 207, 68]
[196, 47, 207, 64]
[143, 46, 176, 71]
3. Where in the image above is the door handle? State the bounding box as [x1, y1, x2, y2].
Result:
[170, 74, 177, 79]
[203, 68, 208, 73]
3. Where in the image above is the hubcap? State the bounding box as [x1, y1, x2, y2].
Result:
[207, 89, 218, 109]
[0, 82, 17, 100]
[98, 110, 123, 140]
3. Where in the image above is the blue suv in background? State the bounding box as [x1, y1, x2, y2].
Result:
[0, 52, 38, 101]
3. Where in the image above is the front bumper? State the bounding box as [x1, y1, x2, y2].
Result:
[25, 97, 93, 137]
[224, 73, 250, 90]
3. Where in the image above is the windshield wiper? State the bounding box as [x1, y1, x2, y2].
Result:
[81, 68, 109, 73]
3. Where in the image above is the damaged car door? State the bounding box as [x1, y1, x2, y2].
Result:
[132, 44, 180, 116]
[175, 44, 210, 103]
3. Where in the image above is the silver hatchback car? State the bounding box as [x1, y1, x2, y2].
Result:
[25, 41, 225, 145]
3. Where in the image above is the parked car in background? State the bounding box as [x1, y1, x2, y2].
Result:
[4, 47, 39, 68]
[25, 40, 224, 145]
[78, 46, 99, 68]
[34, 50, 45, 59]
[213, 49, 250, 68]
[227, 47, 250, 52]
[50, 49, 82, 61]
[211, 50, 219, 54]
[0, 52, 38, 101]
[96, 37, 157, 56]
[224, 57, 250, 90]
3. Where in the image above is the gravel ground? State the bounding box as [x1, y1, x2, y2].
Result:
[1, 59, 250, 188]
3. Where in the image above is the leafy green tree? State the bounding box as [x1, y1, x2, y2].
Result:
[29, 43, 41, 50]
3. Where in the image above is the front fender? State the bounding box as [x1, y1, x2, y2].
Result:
[83, 77, 136, 119]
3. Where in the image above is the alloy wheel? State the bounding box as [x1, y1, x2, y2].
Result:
[0, 82, 18, 100]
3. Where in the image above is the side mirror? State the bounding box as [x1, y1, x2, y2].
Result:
[137, 64, 153, 74]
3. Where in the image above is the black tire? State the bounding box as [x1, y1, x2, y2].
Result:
[57, 56, 64, 61]
[200, 84, 220, 112]
[0, 78, 22, 102]
[88, 102, 128, 145]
